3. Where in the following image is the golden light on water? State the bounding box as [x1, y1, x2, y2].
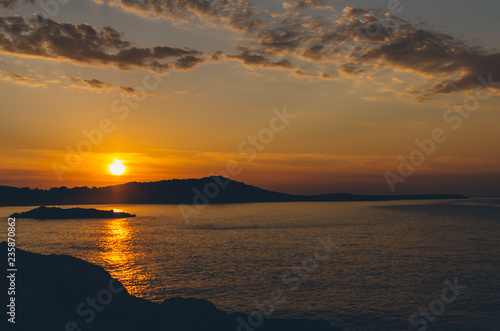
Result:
[99, 217, 150, 296]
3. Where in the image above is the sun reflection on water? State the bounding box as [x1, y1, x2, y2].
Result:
[99, 218, 150, 297]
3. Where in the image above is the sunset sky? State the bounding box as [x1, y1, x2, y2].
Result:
[1, 0, 499, 195]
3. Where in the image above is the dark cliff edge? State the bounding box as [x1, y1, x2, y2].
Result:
[1, 242, 341, 331]
[0, 176, 467, 206]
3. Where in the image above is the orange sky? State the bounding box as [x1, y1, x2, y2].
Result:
[0, 0, 499, 196]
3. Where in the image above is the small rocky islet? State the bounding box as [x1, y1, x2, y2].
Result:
[9, 206, 136, 219]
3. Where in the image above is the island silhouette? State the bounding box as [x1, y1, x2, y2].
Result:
[10, 206, 136, 219]
[0, 176, 466, 206]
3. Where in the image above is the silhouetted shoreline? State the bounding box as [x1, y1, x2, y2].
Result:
[1, 242, 341, 331]
[9, 206, 136, 219]
[0, 176, 467, 206]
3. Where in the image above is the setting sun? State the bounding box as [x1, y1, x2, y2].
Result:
[109, 159, 126, 176]
[1, 1, 499, 330]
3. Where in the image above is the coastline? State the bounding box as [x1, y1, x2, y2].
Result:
[1, 242, 341, 331]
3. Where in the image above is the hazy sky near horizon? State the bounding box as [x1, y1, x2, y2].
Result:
[0, 0, 499, 195]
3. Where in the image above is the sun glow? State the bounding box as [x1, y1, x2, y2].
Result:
[109, 159, 126, 176]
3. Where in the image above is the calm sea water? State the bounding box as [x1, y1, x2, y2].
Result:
[2, 198, 500, 330]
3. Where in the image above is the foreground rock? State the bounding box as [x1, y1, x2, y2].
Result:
[10, 206, 136, 219]
[0, 243, 341, 331]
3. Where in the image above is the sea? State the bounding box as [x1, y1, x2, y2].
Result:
[2, 198, 500, 330]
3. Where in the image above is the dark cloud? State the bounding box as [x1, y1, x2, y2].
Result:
[293, 68, 334, 80]
[302, 45, 324, 60]
[110, 1, 500, 91]
[251, 6, 500, 95]
[0, 0, 33, 8]
[3, 2, 500, 95]
[0, 14, 207, 72]
[283, 0, 328, 9]
[68, 77, 154, 96]
[117, 0, 268, 33]
[425, 54, 500, 95]
[119, 85, 154, 96]
[224, 46, 293, 69]
[338, 63, 365, 77]
[119, 86, 137, 94]
[174, 55, 206, 70]
[153, 46, 201, 58]
[69, 77, 112, 90]
[1, 72, 46, 87]
[257, 27, 307, 54]
[351, 17, 500, 94]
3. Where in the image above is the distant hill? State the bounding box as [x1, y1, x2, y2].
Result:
[0, 176, 467, 206]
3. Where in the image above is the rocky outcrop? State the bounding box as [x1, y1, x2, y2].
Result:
[10, 206, 136, 219]
[1, 243, 341, 331]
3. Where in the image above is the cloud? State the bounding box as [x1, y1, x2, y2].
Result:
[249, 6, 500, 96]
[282, 0, 329, 9]
[0, 14, 207, 72]
[2, 3, 500, 98]
[67, 76, 154, 96]
[355, 24, 500, 95]
[108, 0, 269, 33]
[0, 0, 33, 8]
[69, 77, 113, 91]
[0, 72, 50, 87]
[338, 63, 365, 77]
[224, 46, 293, 70]
[119, 86, 153, 97]
[1, 69, 155, 96]
[174, 55, 206, 70]
[293, 68, 334, 80]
